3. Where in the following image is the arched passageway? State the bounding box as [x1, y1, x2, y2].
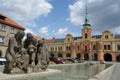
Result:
[116, 55, 120, 62]
[84, 53, 89, 60]
[76, 53, 81, 59]
[93, 53, 98, 61]
[58, 53, 63, 57]
[104, 53, 112, 61]
[50, 53, 55, 57]
[66, 53, 71, 58]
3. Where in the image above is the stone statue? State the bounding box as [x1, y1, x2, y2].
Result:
[24, 33, 37, 49]
[3, 32, 49, 74]
[3, 31, 28, 74]
[27, 42, 36, 66]
[16, 48, 29, 73]
[36, 39, 49, 70]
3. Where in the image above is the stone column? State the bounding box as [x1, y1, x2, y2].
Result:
[80, 43, 84, 60]
[71, 43, 76, 58]
[98, 41, 104, 62]
[88, 42, 92, 60]
[63, 52, 66, 59]
[112, 53, 116, 62]
[98, 52, 104, 62]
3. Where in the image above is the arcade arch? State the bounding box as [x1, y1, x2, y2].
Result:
[104, 53, 112, 61]
[93, 53, 98, 61]
[58, 53, 63, 57]
[84, 53, 89, 60]
[50, 53, 55, 57]
[76, 53, 81, 59]
[116, 55, 120, 62]
[66, 53, 71, 58]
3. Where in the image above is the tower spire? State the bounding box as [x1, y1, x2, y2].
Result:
[83, 6, 91, 28]
[85, 6, 88, 24]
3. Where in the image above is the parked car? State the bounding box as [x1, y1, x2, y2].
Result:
[0, 57, 6, 65]
[65, 58, 75, 63]
[49, 57, 56, 61]
[53, 58, 65, 64]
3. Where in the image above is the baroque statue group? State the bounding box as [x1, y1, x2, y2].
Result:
[3, 30, 49, 74]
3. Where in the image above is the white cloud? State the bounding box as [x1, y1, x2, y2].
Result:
[55, 27, 68, 35]
[0, 0, 53, 27]
[110, 26, 120, 34]
[24, 28, 37, 40]
[68, 0, 85, 26]
[68, 0, 120, 34]
[39, 27, 48, 34]
[25, 28, 35, 34]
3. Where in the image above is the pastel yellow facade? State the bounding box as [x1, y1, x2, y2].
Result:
[47, 9, 120, 62]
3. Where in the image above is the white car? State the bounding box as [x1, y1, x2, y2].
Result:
[0, 57, 6, 65]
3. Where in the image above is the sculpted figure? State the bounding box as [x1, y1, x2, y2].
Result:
[37, 39, 49, 70]
[24, 33, 37, 49]
[27, 42, 36, 66]
[17, 48, 29, 73]
[3, 31, 25, 74]
[3, 31, 50, 74]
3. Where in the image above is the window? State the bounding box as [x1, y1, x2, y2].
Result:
[117, 45, 120, 51]
[10, 27, 14, 33]
[77, 46, 80, 50]
[85, 33, 87, 39]
[104, 45, 110, 50]
[93, 45, 96, 50]
[0, 25, 6, 31]
[16, 29, 20, 32]
[108, 45, 110, 50]
[68, 38, 70, 41]
[58, 46, 62, 51]
[55, 47, 57, 51]
[105, 35, 108, 39]
[66, 46, 71, 51]
[85, 46, 87, 52]
[0, 37, 4, 43]
[51, 47, 54, 51]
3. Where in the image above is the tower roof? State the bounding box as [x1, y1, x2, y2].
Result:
[83, 7, 91, 28]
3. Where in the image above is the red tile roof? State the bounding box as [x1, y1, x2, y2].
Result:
[34, 35, 42, 41]
[0, 13, 25, 30]
[46, 37, 55, 44]
[46, 39, 53, 44]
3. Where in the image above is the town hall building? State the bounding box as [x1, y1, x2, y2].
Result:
[47, 8, 120, 62]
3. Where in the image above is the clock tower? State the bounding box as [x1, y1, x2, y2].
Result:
[82, 7, 92, 40]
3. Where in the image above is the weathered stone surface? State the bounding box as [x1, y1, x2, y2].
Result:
[3, 31, 49, 74]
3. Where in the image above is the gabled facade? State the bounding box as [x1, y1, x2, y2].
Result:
[47, 8, 120, 62]
[0, 13, 25, 57]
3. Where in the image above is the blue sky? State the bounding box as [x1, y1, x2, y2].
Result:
[0, 0, 120, 39]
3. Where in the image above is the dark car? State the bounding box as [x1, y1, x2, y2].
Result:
[49, 57, 55, 61]
[53, 58, 65, 64]
[65, 58, 75, 63]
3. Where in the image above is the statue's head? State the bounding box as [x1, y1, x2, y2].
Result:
[27, 33, 33, 39]
[15, 30, 25, 40]
[38, 41, 43, 47]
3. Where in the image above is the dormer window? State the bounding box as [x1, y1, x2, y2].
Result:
[68, 38, 70, 41]
[105, 35, 108, 39]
